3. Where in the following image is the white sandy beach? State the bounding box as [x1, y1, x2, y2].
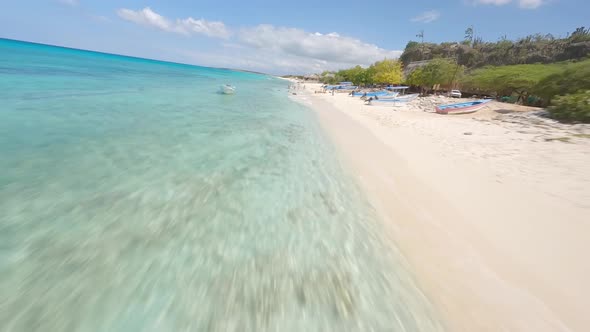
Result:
[292, 83, 590, 331]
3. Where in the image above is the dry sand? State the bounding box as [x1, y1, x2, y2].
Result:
[292, 83, 590, 331]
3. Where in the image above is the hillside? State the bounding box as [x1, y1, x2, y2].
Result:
[400, 27, 590, 68]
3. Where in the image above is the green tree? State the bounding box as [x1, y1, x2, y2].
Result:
[407, 58, 460, 93]
[569, 26, 590, 43]
[421, 59, 462, 92]
[363, 65, 376, 86]
[319, 71, 338, 84]
[336, 65, 369, 86]
[372, 59, 403, 85]
[464, 26, 474, 46]
[404, 67, 425, 87]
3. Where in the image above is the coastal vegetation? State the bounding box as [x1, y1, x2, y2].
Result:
[461, 58, 590, 120]
[400, 26, 590, 68]
[316, 26, 590, 122]
[319, 59, 402, 86]
[548, 90, 590, 123]
[405, 58, 463, 94]
[461, 63, 562, 104]
[372, 59, 403, 85]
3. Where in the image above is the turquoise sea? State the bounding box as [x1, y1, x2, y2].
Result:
[0, 39, 442, 331]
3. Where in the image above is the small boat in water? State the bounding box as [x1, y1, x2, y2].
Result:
[219, 84, 235, 94]
[435, 99, 491, 114]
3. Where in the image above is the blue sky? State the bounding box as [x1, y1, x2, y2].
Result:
[1, 0, 588, 74]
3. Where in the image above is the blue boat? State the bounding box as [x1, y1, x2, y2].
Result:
[352, 90, 389, 97]
[373, 92, 399, 99]
[326, 84, 358, 90]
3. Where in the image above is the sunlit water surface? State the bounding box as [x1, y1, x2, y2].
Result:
[0, 39, 443, 331]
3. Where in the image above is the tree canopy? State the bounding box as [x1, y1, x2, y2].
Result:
[319, 59, 402, 86]
[405, 58, 463, 92]
[372, 59, 403, 85]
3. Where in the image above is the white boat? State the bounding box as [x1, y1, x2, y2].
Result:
[435, 99, 491, 114]
[219, 84, 235, 94]
[366, 93, 419, 105]
[373, 92, 399, 99]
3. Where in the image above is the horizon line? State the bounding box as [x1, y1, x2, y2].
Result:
[0, 37, 270, 76]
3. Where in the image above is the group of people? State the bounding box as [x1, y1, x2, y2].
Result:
[289, 83, 305, 90]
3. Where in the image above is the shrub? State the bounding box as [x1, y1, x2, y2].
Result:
[534, 58, 590, 105]
[547, 90, 590, 123]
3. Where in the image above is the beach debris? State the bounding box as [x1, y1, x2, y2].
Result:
[464, 132, 473, 135]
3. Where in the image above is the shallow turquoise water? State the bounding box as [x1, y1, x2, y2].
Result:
[0, 39, 443, 331]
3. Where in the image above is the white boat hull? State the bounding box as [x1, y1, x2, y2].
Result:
[366, 94, 419, 105]
[373, 92, 400, 99]
[220, 85, 235, 94]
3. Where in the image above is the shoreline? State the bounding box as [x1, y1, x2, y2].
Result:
[291, 83, 590, 331]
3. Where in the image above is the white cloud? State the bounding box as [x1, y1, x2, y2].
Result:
[175, 17, 230, 38]
[517, 0, 544, 9]
[411, 10, 441, 23]
[471, 0, 545, 9]
[58, 0, 78, 6]
[180, 49, 328, 74]
[238, 25, 401, 67]
[117, 7, 231, 39]
[115, 8, 402, 74]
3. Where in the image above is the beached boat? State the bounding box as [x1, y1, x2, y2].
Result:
[325, 82, 358, 91]
[352, 90, 389, 97]
[435, 99, 491, 114]
[219, 84, 235, 94]
[336, 85, 358, 90]
[385, 86, 410, 92]
[373, 92, 399, 99]
[366, 93, 419, 105]
[394, 93, 419, 101]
